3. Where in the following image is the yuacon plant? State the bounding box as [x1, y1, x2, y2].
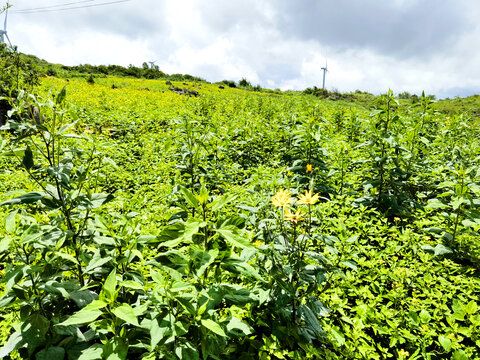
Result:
[245, 187, 357, 358]
[144, 183, 267, 358]
[0, 88, 149, 358]
[0, 88, 113, 358]
[423, 149, 480, 262]
[172, 111, 212, 190]
[356, 89, 418, 217]
[284, 114, 332, 196]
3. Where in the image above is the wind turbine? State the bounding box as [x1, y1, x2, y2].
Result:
[0, 3, 12, 46]
[148, 60, 157, 69]
[321, 59, 328, 89]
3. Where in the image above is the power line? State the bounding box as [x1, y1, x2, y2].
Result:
[11, 0, 132, 14]
[13, 1, 96, 13]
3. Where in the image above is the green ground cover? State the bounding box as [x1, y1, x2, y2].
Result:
[0, 72, 479, 359]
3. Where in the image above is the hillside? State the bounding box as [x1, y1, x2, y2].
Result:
[0, 63, 479, 359]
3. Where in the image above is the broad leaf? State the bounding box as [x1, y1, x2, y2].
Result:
[201, 319, 226, 337]
[112, 304, 140, 326]
[58, 308, 103, 326]
[100, 269, 117, 302]
[0, 192, 45, 206]
[22, 145, 34, 170]
[103, 338, 128, 360]
[175, 342, 199, 360]
[78, 344, 103, 360]
[216, 226, 254, 249]
[5, 210, 17, 233]
[438, 335, 452, 352]
[226, 316, 253, 337]
[35, 347, 65, 360]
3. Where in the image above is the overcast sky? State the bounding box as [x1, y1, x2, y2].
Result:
[3, 0, 480, 98]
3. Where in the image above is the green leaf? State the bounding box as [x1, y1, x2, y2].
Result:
[340, 260, 357, 271]
[195, 184, 209, 205]
[112, 304, 140, 326]
[419, 309, 431, 323]
[201, 319, 226, 337]
[425, 200, 448, 209]
[209, 194, 237, 212]
[158, 219, 204, 248]
[222, 258, 265, 282]
[60, 299, 106, 326]
[0, 330, 23, 358]
[175, 342, 199, 360]
[20, 314, 49, 356]
[58, 306, 103, 326]
[465, 300, 478, 315]
[451, 197, 465, 210]
[22, 145, 34, 170]
[56, 122, 77, 136]
[150, 316, 171, 348]
[216, 226, 254, 249]
[84, 250, 113, 274]
[0, 236, 13, 253]
[54, 251, 78, 265]
[408, 311, 419, 325]
[331, 328, 345, 346]
[78, 344, 103, 360]
[452, 350, 468, 360]
[56, 86, 67, 105]
[452, 299, 466, 320]
[5, 265, 28, 292]
[299, 304, 323, 336]
[438, 335, 452, 352]
[226, 317, 253, 337]
[434, 244, 452, 256]
[69, 290, 98, 308]
[175, 295, 196, 315]
[194, 248, 219, 278]
[120, 280, 144, 290]
[100, 269, 117, 303]
[0, 192, 45, 206]
[103, 337, 128, 360]
[90, 193, 115, 209]
[35, 347, 65, 360]
[180, 186, 199, 209]
[5, 210, 17, 233]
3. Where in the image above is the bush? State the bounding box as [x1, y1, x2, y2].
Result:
[86, 73, 95, 84]
[238, 78, 251, 87]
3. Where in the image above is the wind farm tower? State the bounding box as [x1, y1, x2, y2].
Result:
[0, 3, 12, 46]
[321, 60, 328, 89]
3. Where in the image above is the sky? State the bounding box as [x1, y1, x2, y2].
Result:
[3, 0, 480, 98]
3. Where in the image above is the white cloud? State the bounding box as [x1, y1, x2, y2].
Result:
[4, 0, 480, 97]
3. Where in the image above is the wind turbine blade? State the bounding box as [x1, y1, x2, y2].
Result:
[4, 6, 7, 32]
[5, 32, 11, 46]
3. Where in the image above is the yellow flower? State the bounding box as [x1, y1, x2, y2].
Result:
[284, 208, 305, 223]
[398, 349, 409, 358]
[297, 189, 320, 205]
[271, 189, 292, 208]
[306, 164, 313, 173]
[253, 240, 262, 248]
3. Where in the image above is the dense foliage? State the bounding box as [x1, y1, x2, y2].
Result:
[0, 49, 479, 359]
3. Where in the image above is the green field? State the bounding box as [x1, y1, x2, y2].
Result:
[1, 59, 480, 359]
